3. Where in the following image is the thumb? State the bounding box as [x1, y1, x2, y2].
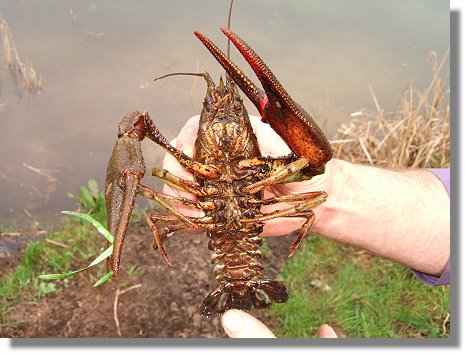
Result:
[317, 324, 338, 338]
[221, 309, 276, 338]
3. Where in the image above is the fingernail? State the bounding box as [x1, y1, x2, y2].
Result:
[326, 325, 337, 337]
[222, 309, 244, 333]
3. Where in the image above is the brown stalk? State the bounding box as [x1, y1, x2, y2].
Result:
[0, 16, 43, 92]
[331, 50, 450, 169]
[113, 284, 142, 337]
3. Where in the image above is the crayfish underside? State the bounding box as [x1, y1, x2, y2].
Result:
[105, 29, 332, 317]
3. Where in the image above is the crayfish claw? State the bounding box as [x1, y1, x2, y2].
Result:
[195, 29, 333, 176]
[105, 112, 147, 277]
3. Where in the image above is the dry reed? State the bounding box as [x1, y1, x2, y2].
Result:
[331, 50, 450, 169]
[0, 16, 43, 92]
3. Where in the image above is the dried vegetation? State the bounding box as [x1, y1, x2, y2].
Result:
[0, 16, 43, 93]
[331, 50, 450, 168]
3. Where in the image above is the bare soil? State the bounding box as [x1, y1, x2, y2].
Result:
[1, 223, 294, 338]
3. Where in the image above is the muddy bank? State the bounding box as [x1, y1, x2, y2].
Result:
[1, 222, 294, 338]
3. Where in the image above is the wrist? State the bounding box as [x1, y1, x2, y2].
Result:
[311, 159, 450, 275]
[311, 158, 349, 236]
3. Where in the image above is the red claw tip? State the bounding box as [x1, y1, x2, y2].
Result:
[258, 96, 268, 119]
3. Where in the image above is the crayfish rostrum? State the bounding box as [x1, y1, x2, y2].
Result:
[105, 28, 332, 316]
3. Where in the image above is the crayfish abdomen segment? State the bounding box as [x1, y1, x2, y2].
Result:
[200, 275, 289, 317]
[200, 225, 289, 316]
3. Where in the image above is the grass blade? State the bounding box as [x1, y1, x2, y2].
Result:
[94, 271, 113, 287]
[61, 210, 114, 244]
[89, 245, 113, 267]
[39, 245, 113, 281]
[39, 268, 88, 280]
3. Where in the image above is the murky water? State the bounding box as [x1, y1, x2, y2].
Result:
[0, 0, 449, 221]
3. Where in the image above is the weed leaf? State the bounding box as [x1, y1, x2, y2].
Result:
[39, 245, 113, 281]
[93, 271, 113, 287]
[61, 210, 114, 244]
[88, 245, 113, 267]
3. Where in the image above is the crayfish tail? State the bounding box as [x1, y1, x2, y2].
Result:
[199, 280, 289, 317]
[254, 279, 289, 304]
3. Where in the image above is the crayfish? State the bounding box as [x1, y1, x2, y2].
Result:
[105, 28, 332, 316]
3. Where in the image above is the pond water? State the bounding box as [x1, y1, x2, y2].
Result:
[0, 0, 450, 221]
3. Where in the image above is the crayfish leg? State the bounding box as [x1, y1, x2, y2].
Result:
[151, 167, 219, 197]
[287, 211, 316, 257]
[241, 192, 327, 257]
[142, 114, 222, 179]
[242, 157, 311, 194]
[146, 214, 177, 267]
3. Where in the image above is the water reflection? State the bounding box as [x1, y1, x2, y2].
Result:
[0, 0, 449, 220]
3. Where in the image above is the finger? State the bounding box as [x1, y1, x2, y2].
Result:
[262, 216, 303, 237]
[159, 117, 203, 219]
[159, 140, 200, 218]
[249, 115, 291, 157]
[175, 115, 201, 151]
[317, 324, 338, 338]
[161, 114, 201, 182]
[221, 309, 276, 338]
[161, 147, 196, 192]
[259, 190, 319, 238]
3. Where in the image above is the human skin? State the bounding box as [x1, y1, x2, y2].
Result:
[220, 309, 338, 338]
[162, 115, 450, 277]
[160, 115, 449, 338]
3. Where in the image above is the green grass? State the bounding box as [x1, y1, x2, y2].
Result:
[0, 180, 110, 332]
[0, 224, 106, 302]
[122, 264, 143, 278]
[269, 236, 450, 338]
[0, 179, 110, 303]
[0, 221, 110, 334]
[66, 179, 106, 225]
[0, 178, 450, 338]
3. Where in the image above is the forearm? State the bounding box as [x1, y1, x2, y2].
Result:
[312, 159, 450, 276]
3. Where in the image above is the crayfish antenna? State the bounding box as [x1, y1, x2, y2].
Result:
[153, 72, 217, 95]
[226, 0, 234, 58]
[153, 72, 209, 83]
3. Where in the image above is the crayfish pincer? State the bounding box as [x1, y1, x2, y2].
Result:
[105, 29, 332, 316]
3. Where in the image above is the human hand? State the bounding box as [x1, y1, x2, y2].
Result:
[162, 115, 335, 237]
[221, 309, 338, 338]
